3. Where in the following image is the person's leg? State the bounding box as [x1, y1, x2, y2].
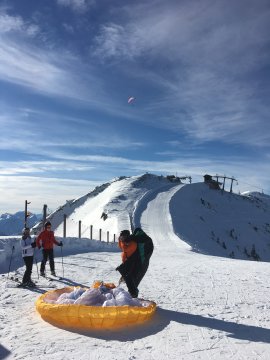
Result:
[40, 250, 48, 275]
[123, 273, 139, 298]
[22, 257, 29, 283]
[22, 256, 33, 283]
[116, 252, 142, 297]
[134, 259, 150, 287]
[28, 256, 33, 282]
[48, 249, 55, 274]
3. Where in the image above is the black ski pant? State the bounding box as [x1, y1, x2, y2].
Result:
[22, 256, 33, 283]
[117, 252, 141, 297]
[40, 249, 55, 274]
[134, 258, 150, 287]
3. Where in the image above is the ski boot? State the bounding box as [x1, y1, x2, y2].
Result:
[17, 282, 28, 288]
[27, 280, 36, 287]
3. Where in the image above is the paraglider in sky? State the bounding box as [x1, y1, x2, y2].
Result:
[128, 96, 135, 104]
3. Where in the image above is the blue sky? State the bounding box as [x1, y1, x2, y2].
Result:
[0, 0, 270, 213]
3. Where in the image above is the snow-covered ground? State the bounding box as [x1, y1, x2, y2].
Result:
[1, 177, 270, 359]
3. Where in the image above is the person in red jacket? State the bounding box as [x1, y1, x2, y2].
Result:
[36, 221, 62, 276]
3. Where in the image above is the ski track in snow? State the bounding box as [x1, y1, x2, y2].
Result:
[1, 184, 270, 359]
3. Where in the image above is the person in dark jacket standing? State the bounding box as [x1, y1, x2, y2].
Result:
[20, 227, 36, 287]
[116, 228, 154, 297]
[36, 221, 62, 276]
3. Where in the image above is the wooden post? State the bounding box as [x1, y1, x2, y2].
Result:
[113, 234, 116, 242]
[230, 178, 234, 193]
[63, 214, 67, 238]
[107, 231, 109, 243]
[222, 177, 225, 191]
[79, 221, 81, 238]
[24, 200, 28, 228]
[99, 229, 102, 241]
[42, 204, 47, 229]
[90, 225, 93, 240]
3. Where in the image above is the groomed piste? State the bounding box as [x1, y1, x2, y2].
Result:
[35, 284, 156, 330]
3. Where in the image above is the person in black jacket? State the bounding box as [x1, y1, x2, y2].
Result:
[131, 227, 154, 285]
[116, 228, 154, 297]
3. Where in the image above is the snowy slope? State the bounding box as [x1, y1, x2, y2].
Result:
[1, 175, 270, 359]
[170, 183, 270, 261]
[33, 174, 270, 261]
[35, 174, 180, 240]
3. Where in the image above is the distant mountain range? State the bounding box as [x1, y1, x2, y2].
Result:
[0, 211, 42, 236]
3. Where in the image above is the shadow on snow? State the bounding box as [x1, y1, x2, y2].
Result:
[43, 307, 270, 344]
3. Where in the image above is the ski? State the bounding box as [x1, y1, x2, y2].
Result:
[5, 276, 55, 289]
[45, 275, 63, 281]
[7, 282, 56, 289]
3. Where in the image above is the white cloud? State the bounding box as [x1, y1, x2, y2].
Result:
[0, 176, 100, 213]
[57, 0, 95, 13]
[0, 38, 68, 94]
[0, 109, 145, 158]
[26, 149, 269, 194]
[0, 34, 145, 123]
[93, 23, 143, 61]
[92, 1, 270, 146]
[1, 152, 269, 213]
[0, 12, 39, 36]
[0, 160, 95, 176]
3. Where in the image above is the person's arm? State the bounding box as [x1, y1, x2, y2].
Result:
[52, 233, 63, 246]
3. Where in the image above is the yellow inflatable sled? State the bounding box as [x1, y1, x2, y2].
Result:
[36, 284, 156, 329]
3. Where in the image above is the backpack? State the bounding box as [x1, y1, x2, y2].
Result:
[132, 228, 154, 263]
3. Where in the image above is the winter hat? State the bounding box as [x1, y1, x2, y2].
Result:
[120, 230, 130, 238]
[119, 230, 131, 242]
[45, 221, 51, 228]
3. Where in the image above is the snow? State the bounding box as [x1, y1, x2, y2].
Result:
[0, 236, 118, 274]
[33, 174, 179, 240]
[1, 174, 270, 359]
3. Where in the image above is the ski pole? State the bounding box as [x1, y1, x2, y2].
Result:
[61, 245, 64, 278]
[34, 249, 39, 280]
[7, 245, 15, 279]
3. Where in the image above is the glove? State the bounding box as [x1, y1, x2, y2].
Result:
[31, 242, 36, 248]
[118, 276, 125, 285]
[59, 241, 63, 246]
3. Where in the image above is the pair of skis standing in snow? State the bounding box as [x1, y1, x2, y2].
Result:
[21, 222, 153, 297]
[20, 221, 63, 287]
